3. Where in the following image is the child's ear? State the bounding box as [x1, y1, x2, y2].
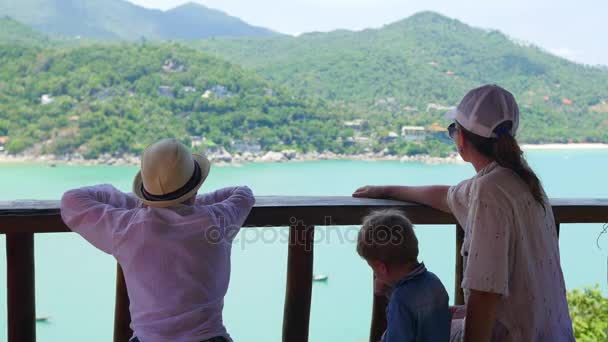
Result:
[370, 260, 388, 277]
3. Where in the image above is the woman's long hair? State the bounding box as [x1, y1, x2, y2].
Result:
[458, 121, 546, 206]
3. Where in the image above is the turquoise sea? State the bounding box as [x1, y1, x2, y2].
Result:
[0, 149, 607, 341]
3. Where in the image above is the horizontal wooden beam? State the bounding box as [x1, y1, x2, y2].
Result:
[0, 197, 607, 234]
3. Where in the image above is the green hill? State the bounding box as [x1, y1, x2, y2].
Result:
[1, 11, 607, 161]
[158, 3, 277, 39]
[198, 11, 608, 143]
[0, 44, 348, 157]
[0, 16, 50, 46]
[0, 0, 277, 40]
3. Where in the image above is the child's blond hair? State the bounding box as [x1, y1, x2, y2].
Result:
[357, 209, 419, 266]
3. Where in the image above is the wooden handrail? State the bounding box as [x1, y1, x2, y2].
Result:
[1, 198, 607, 233]
[1, 197, 607, 342]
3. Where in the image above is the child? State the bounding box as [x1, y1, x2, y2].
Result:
[61, 138, 255, 342]
[357, 209, 450, 342]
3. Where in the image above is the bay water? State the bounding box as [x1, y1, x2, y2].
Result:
[0, 149, 606, 341]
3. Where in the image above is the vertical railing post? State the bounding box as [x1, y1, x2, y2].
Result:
[282, 223, 314, 342]
[114, 264, 132, 342]
[6, 233, 36, 342]
[455, 224, 465, 305]
[369, 283, 388, 342]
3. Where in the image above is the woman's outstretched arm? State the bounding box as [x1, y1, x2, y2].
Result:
[353, 185, 451, 213]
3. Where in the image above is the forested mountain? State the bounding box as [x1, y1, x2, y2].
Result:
[0, 44, 348, 157]
[1, 11, 607, 160]
[199, 12, 608, 143]
[0, 0, 277, 40]
[0, 16, 50, 46]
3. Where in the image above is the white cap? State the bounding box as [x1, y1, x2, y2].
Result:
[445, 84, 519, 138]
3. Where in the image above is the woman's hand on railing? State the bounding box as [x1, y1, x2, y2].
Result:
[354, 185, 453, 213]
[353, 186, 387, 199]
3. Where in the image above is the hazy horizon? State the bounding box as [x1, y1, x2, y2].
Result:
[127, 0, 608, 67]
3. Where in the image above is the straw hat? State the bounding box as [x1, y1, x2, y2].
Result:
[132, 138, 211, 207]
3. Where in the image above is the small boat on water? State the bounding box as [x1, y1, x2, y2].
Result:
[36, 316, 50, 323]
[313, 274, 328, 282]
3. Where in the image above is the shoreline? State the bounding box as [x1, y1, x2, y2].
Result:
[520, 143, 608, 150]
[0, 143, 606, 166]
[0, 151, 464, 166]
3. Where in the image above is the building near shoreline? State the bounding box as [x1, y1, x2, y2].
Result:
[380, 131, 399, 144]
[0, 136, 7, 152]
[232, 140, 262, 154]
[401, 126, 427, 141]
[426, 123, 450, 142]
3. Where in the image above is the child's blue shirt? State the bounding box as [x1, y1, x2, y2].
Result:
[382, 263, 451, 342]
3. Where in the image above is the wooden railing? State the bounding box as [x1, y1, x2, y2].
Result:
[1, 197, 607, 342]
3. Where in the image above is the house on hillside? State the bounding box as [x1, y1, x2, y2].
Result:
[426, 103, 453, 112]
[41, 94, 54, 105]
[190, 136, 205, 148]
[401, 126, 427, 141]
[232, 140, 262, 154]
[346, 136, 371, 145]
[158, 86, 174, 98]
[210, 85, 230, 98]
[0, 136, 8, 152]
[380, 132, 399, 144]
[426, 123, 450, 142]
[343, 119, 366, 130]
[201, 85, 231, 99]
[162, 59, 186, 72]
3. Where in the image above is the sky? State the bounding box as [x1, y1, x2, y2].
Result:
[127, 0, 608, 66]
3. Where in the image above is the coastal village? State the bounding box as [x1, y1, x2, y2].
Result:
[0, 54, 592, 167]
[0, 82, 595, 166]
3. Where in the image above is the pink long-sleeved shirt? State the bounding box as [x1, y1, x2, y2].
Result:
[61, 184, 255, 342]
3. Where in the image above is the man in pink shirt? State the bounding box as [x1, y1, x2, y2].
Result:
[61, 138, 255, 342]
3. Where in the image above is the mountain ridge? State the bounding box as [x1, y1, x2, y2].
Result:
[197, 11, 608, 143]
[0, 0, 279, 40]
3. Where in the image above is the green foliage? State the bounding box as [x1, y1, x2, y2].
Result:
[568, 286, 608, 341]
[198, 12, 608, 144]
[0, 43, 357, 158]
[2, 11, 608, 159]
[0, 16, 49, 46]
[5, 137, 31, 153]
